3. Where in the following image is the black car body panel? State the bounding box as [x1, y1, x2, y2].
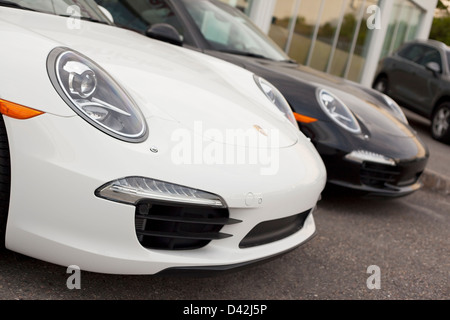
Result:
[97, 0, 429, 196]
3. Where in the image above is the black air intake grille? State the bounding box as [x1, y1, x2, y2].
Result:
[239, 210, 311, 249]
[360, 162, 401, 187]
[135, 202, 240, 250]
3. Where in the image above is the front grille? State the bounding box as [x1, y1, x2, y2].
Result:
[360, 162, 401, 188]
[239, 210, 311, 249]
[360, 162, 423, 188]
[135, 202, 241, 250]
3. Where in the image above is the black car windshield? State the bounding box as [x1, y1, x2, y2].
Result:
[0, 0, 111, 23]
[181, 0, 290, 61]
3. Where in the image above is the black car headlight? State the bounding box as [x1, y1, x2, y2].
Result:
[47, 47, 148, 142]
[381, 94, 409, 124]
[317, 89, 361, 134]
[254, 75, 299, 129]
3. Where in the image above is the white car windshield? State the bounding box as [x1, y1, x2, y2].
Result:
[182, 0, 290, 62]
[0, 0, 110, 23]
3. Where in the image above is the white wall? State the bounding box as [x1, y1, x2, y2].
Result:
[411, 0, 438, 40]
[247, 0, 277, 33]
[359, 0, 392, 87]
[360, 0, 438, 87]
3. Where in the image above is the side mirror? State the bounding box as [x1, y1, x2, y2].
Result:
[145, 23, 183, 46]
[97, 5, 114, 23]
[425, 62, 441, 76]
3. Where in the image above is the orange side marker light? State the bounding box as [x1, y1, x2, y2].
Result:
[0, 99, 44, 120]
[294, 112, 317, 124]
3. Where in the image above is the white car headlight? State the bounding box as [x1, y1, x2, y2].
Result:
[317, 89, 361, 134]
[96, 177, 226, 208]
[47, 47, 148, 142]
[382, 94, 409, 124]
[254, 76, 299, 129]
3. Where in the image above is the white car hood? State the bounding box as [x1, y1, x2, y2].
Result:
[0, 8, 298, 148]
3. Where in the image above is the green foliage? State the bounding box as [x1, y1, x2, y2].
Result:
[429, 17, 450, 46]
[437, 0, 448, 10]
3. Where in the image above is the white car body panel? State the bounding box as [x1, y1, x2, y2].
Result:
[0, 6, 326, 274]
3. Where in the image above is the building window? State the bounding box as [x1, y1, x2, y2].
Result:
[218, 0, 254, 14]
[380, 0, 424, 59]
[340, 0, 379, 82]
[223, 0, 432, 84]
[269, 0, 381, 82]
[268, 0, 297, 51]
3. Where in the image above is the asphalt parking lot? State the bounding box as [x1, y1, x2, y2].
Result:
[404, 109, 449, 181]
[0, 111, 448, 301]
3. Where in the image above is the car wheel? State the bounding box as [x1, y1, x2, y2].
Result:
[431, 102, 450, 143]
[373, 76, 389, 95]
[0, 115, 11, 248]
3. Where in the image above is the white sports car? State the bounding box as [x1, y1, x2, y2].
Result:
[0, 0, 326, 274]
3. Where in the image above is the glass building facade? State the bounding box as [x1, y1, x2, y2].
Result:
[220, 0, 254, 15]
[269, 0, 381, 82]
[220, 0, 435, 85]
[380, 0, 424, 59]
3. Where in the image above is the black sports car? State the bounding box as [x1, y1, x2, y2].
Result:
[96, 0, 429, 197]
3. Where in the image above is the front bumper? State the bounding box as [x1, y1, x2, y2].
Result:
[299, 119, 429, 197]
[4, 113, 326, 274]
[318, 146, 428, 197]
[160, 231, 317, 275]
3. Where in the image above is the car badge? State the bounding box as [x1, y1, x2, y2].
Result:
[253, 125, 268, 137]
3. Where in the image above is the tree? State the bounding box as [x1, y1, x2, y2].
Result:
[436, 0, 450, 15]
[437, 0, 449, 10]
[429, 1, 450, 45]
[429, 17, 450, 45]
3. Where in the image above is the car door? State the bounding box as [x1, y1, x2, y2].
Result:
[389, 44, 426, 107]
[389, 44, 442, 115]
[411, 47, 444, 116]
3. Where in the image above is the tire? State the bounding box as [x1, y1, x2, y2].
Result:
[373, 76, 389, 95]
[431, 102, 450, 144]
[0, 115, 11, 248]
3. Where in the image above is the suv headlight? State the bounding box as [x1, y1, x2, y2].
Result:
[254, 76, 299, 129]
[47, 47, 148, 142]
[317, 89, 361, 134]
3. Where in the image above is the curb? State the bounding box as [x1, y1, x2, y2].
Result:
[421, 169, 450, 196]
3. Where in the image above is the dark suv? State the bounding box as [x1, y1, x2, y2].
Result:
[373, 40, 450, 143]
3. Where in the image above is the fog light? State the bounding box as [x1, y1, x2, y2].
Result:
[345, 150, 396, 166]
[96, 177, 226, 208]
